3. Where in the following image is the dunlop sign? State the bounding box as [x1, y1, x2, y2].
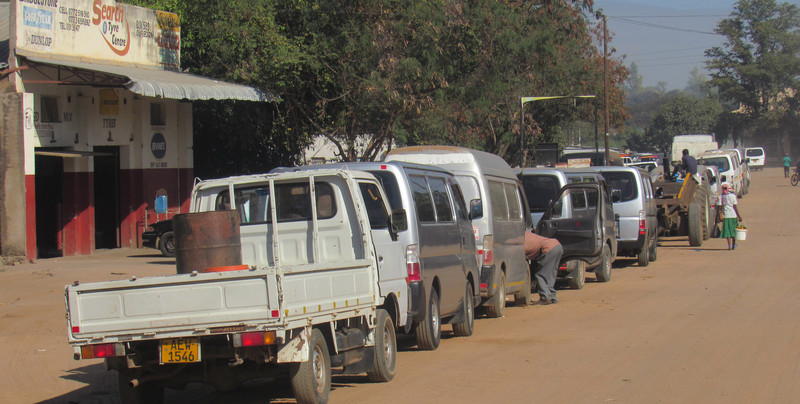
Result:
[13, 0, 181, 69]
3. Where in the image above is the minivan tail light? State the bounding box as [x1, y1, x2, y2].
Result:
[638, 210, 646, 235]
[482, 235, 494, 266]
[406, 244, 420, 283]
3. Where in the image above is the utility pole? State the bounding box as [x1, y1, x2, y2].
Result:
[603, 15, 610, 166]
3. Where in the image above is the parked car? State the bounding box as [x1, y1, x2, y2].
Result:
[141, 219, 175, 257]
[536, 182, 619, 284]
[744, 147, 766, 170]
[386, 146, 531, 317]
[698, 150, 746, 197]
[273, 161, 479, 350]
[517, 168, 605, 288]
[590, 166, 659, 266]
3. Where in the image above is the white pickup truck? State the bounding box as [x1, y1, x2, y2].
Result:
[65, 169, 405, 404]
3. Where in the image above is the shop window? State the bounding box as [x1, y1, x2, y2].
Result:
[40, 96, 60, 123]
[150, 103, 166, 126]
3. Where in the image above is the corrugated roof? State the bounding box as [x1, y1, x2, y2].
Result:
[18, 51, 277, 102]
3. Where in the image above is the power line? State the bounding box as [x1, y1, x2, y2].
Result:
[626, 46, 717, 57]
[609, 16, 720, 35]
[612, 15, 727, 18]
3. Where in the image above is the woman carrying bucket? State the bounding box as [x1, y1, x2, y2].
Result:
[716, 183, 742, 250]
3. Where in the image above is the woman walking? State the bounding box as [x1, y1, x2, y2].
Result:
[716, 183, 742, 250]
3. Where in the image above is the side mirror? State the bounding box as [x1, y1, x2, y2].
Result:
[655, 187, 664, 199]
[611, 188, 622, 203]
[721, 175, 727, 183]
[710, 176, 718, 185]
[745, 158, 750, 164]
[389, 209, 408, 241]
[551, 200, 563, 218]
[469, 199, 483, 220]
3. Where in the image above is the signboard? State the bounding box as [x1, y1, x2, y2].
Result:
[99, 89, 119, 115]
[567, 158, 592, 168]
[13, 0, 180, 69]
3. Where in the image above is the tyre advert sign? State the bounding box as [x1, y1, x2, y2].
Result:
[13, 0, 180, 70]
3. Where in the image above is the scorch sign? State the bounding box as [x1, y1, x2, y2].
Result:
[91, 0, 129, 56]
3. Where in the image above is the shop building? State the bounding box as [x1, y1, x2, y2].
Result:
[0, 1, 274, 261]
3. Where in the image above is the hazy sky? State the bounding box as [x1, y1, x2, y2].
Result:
[594, 0, 800, 90]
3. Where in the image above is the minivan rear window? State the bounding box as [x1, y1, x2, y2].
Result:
[745, 149, 763, 157]
[698, 157, 730, 172]
[521, 175, 559, 212]
[601, 171, 638, 202]
[369, 171, 403, 211]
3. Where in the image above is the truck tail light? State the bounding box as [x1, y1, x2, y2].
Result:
[481, 235, 494, 266]
[639, 210, 646, 235]
[234, 331, 277, 347]
[406, 244, 421, 283]
[80, 343, 125, 359]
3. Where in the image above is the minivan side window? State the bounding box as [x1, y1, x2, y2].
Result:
[370, 171, 403, 211]
[358, 182, 389, 229]
[451, 183, 468, 220]
[489, 180, 509, 221]
[410, 175, 436, 223]
[504, 183, 522, 221]
[428, 177, 454, 222]
[602, 172, 638, 202]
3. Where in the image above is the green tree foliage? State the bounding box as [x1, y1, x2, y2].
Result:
[647, 93, 723, 153]
[127, 0, 629, 169]
[705, 0, 800, 131]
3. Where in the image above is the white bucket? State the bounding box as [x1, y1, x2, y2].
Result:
[735, 228, 747, 241]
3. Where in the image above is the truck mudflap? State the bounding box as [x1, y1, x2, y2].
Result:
[479, 264, 496, 299]
[278, 327, 312, 363]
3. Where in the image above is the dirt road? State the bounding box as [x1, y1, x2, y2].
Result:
[2, 167, 798, 404]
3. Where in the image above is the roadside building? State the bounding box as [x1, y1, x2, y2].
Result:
[0, 1, 275, 261]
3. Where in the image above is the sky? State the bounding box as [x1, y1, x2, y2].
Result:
[594, 0, 800, 90]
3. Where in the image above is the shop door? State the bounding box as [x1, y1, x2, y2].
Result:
[94, 146, 120, 249]
[35, 154, 63, 258]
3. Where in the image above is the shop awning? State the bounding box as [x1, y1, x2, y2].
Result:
[17, 51, 277, 102]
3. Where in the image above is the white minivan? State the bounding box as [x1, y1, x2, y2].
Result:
[745, 147, 766, 170]
[698, 150, 745, 197]
[386, 146, 531, 318]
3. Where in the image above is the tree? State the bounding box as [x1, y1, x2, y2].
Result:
[626, 62, 644, 95]
[648, 94, 723, 154]
[705, 0, 800, 125]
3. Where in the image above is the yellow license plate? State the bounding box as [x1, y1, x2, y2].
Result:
[160, 338, 200, 364]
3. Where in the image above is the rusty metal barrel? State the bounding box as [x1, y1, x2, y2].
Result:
[173, 210, 242, 274]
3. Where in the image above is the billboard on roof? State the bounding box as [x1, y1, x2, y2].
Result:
[13, 0, 180, 69]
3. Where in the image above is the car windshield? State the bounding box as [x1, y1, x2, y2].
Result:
[699, 157, 730, 172]
[522, 175, 559, 212]
[601, 171, 638, 202]
[746, 149, 763, 157]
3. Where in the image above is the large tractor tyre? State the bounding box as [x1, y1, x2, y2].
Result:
[289, 328, 331, 404]
[688, 203, 704, 247]
[366, 309, 397, 383]
[485, 272, 506, 318]
[595, 244, 612, 283]
[453, 283, 476, 336]
[415, 289, 441, 350]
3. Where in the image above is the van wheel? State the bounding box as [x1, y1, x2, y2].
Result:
[514, 267, 532, 306]
[688, 203, 703, 247]
[637, 244, 649, 267]
[159, 232, 175, 257]
[415, 289, 441, 350]
[366, 309, 397, 382]
[567, 261, 586, 290]
[486, 272, 506, 318]
[289, 329, 331, 404]
[649, 237, 658, 262]
[595, 244, 612, 283]
[118, 371, 164, 404]
[453, 283, 475, 336]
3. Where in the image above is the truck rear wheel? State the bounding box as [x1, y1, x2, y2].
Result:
[688, 203, 703, 247]
[514, 267, 531, 306]
[290, 329, 331, 404]
[366, 309, 397, 382]
[416, 289, 441, 350]
[485, 271, 506, 318]
[595, 244, 612, 283]
[453, 283, 475, 336]
[118, 371, 164, 404]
